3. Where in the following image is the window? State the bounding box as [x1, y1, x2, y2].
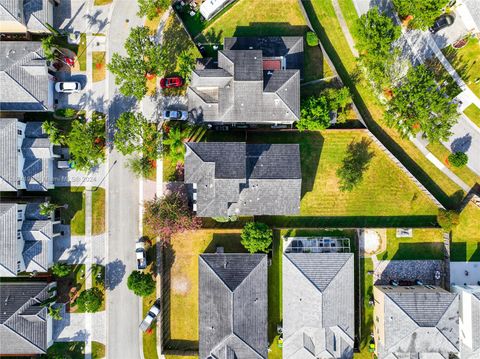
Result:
[17, 129, 22, 135]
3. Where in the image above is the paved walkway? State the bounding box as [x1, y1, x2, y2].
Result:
[331, 0, 359, 57]
[84, 188, 93, 359]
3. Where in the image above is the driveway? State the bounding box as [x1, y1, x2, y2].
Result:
[54, 309, 106, 344]
[374, 260, 444, 286]
[54, 234, 106, 265]
[54, 71, 88, 110]
[54, 0, 110, 34]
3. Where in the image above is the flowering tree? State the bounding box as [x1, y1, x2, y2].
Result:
[143, 192, 201, 243]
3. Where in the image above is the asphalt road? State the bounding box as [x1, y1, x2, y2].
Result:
[105, 0, 144, 358]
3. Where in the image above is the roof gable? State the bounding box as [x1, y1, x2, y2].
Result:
[0, 118, 19, 191]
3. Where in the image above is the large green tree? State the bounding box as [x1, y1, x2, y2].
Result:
[137, 0, 169, 20]
[114, 112, 161, 159]
[163, 127, 189, 162]
[127, 270, 156, 297]
[108, 26, 166, 100]
[392, 0, 449, 30]
[354, 7, 401, 86]
[385, 64, 458, 142]
[240, 222, 273, 253]
[177, 50, 196, 84]
[76, 288, 103, 313]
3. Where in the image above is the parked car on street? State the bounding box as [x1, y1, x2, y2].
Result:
[136, 240, 147, 270]
[162, 110, 188, 121]
[429, 13, 455, 33]
[139, 302, 160, 332]
[55, 81, 81, 93]
[160, 76, 183, 89]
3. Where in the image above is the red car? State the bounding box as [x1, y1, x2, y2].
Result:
[160, 76, 183, 89]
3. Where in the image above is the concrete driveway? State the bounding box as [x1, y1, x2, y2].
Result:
[54, 234, 106, 265]
[54, 71, 88, 110]
[54, 0, 110, 34]
[54, 309, 106, 344]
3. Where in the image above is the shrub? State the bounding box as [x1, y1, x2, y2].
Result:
[448, 152, 468, 168]
[51, 263, 71, 278]
[306, 31, 319, 46]
[241, 222, 273, 253]
[76, 288, 103, 313]
[127, 270, 156, 297]
[212, 216, 238, 223]
[437, 209, 460, 231]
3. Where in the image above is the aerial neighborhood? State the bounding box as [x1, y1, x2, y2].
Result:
[0, 0, 479, 358]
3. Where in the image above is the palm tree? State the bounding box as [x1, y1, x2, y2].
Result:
[42, 121, 65, 145]
[177, 50, 195, 83]
[47, 305, 63, 321]
[163, 128, 188, 163]
[126, 156, 154, 178]
[39, 201, 58, 216]
[41, 35, 57, 61]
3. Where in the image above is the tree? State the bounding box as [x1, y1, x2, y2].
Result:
[306, 31, 319, 46]
[385, 65, 458, 142]
[336, 138, 375, 191]
[241, 222, 273, 253]
[114, 112, 161, 159]
[437, 209, 460, 231]
[48, 305, 63, 320]
[143, 192, 201, 242]
[354, 7, 401, 87]
[392, 0, 449, 30]
[51, 263, 71, 277]
[66, 116, 106, 172]
[163, 127, 188, 162]
[75, 288, 103, 313]
[448, 152, 468, 168]
[324, 87, 352, 123]
[41, 35, 57, 61]
[137, 0, 169, 20]
[177, 51, 196, 83]
[42, 121, 65, 145]
[127, 156, 155, 178]
[39, 201, 58, 216]
[108, 26, 166, 100]
[127, 270, 156, 297]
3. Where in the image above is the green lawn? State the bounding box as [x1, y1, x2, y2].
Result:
[451, 202, 480, 261]
[268, 231, 283, 359]
[41, 342, 85, 359]
[164, 230, 246, 351]
[92, 341, 106, 359]
[443, 36, 480, 99]
[78, 33, 87, 71]
[92, 51, 106, 82]
[378, 228, 444, 260]
[92, 188, 106, 235]
[464, 103, 480, 128]
[355, 258, 374, 359]
[92, 264, 106, 311]
[303, 0, 467, 210]
[143, 240, 159, 359]
[426, 141, 480, 188]
[49, 187, 85, 235]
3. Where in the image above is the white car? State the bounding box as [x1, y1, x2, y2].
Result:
[139, 302, 160, 332]
[55, 81, 81, 93]
[162, 110, 188, 121]
[135, 240, 147, 270]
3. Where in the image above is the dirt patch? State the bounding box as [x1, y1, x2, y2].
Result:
[359, 228, 386, 257]
[171, 275, 190, 295]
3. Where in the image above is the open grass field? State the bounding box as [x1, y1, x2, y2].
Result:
[49, 187, 85, 235]
[163, 229, 246, 351]
[443, 36, 480, 99]
[92, 51, 106, 82]
[303, 0, 467, 211]
[451, 202, 480, 262]
[464, 103, 480, 128]
[378, 228, 444, 260]
[426, 141, 480, 188]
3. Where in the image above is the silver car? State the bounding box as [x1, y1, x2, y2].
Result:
[55, 81, 81, 93]
[162, 110, 188, 121]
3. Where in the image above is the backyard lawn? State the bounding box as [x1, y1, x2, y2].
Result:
[426, 141, 480, 188]
[92, 188, 106, 235]
[442, 36, 480, 99]
[49, 187, 85, 235]
[163, 229, 246, 351]
[378, 228, 444, 260]
[355, 258, 374, 359]
[464, 103, 480, 128]
[451, 202, 480, 262]
[268, 231, 283, 359]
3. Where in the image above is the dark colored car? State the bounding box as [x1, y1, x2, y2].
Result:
[429, 13, 455, 33]
[160, 76, 183, 89]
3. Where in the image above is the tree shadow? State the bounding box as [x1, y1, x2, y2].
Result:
[106, 92, 138, 148]
[204, 232, 244, 253]
[105, 259, 126, 290]
[337, 138, 375, 192]
[233, 22, 307, 38]
[442, 41, 473, 83]
[450, 133, 472, 153]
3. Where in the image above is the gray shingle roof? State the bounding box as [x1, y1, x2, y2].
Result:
[283, 253, 354, 359]
[0, 118, 19, 191]
[0, 281, 52, 355]
[377, 286, 460, 357]
[0, 203, 53, 277]
[184, 142, 301, 217]
[0, 41, 51, 111]
[23, 0, 52, 32]
[188, 37, 302, 124]
[199, 254, 268, 359]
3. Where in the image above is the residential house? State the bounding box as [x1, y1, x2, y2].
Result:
[184, 142, 302, 217]
[0, 118, 57, 191]
[283, 251, 355, 358]
[452, 285, 480, 359]
[373, 285, 460, 358]
[0, 41, 55, 112]
[188, 36, 302, 125]
[199, 253, 268, 359]
[0, 202, 62, 277]
[0, 281, 56, 355]
[0, 0, 55, 34]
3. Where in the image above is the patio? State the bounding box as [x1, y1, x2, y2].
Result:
[284, 236, 350, 253]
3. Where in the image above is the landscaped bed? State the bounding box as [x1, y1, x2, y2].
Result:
[49, 187, 86, 235]
[55, 264, 86, 312]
